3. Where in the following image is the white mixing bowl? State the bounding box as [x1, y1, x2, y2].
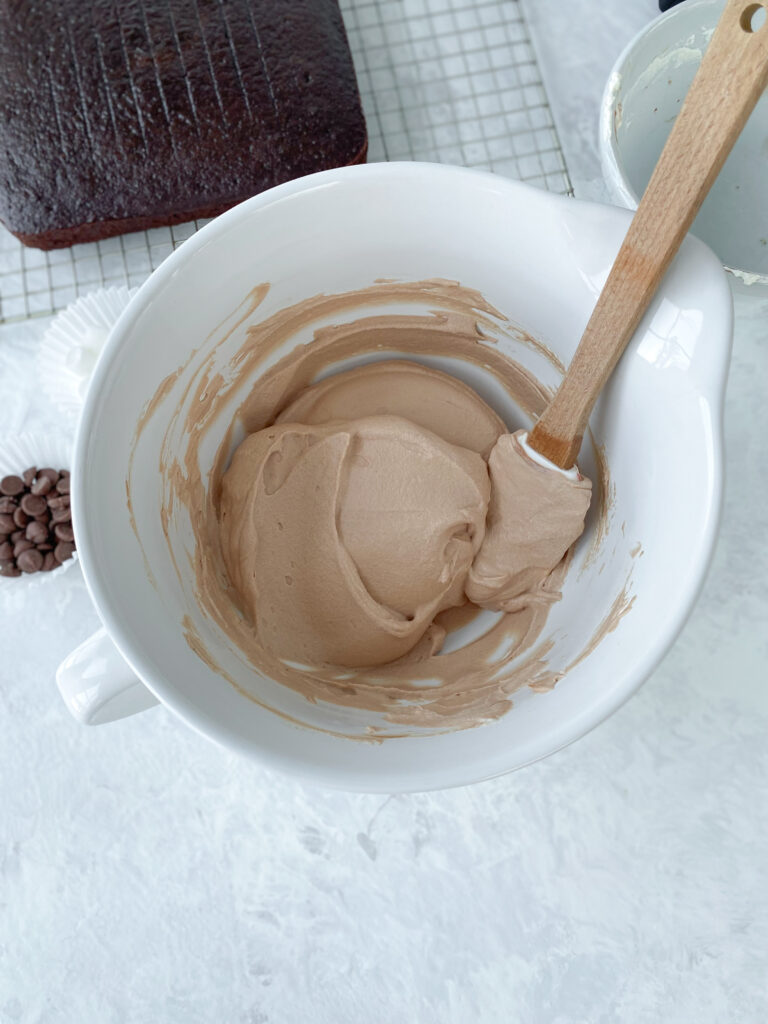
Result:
[58, 163, 731, 791]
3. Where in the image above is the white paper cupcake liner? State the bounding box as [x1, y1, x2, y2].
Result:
[37, 287, 137, 421]
[0, 432, 79, 599]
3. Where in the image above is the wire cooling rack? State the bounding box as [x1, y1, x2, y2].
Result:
[0, 0, 571, 325]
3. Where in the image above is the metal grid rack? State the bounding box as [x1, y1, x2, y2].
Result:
[0, 0, 571, 326]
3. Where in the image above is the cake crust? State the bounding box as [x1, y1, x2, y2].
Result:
[0, 0, 367, 248]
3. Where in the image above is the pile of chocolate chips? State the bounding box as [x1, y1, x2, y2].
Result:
[0, 468, 75, 577]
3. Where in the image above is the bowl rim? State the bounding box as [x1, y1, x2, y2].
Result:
[72, 161, 731, 791]
[598, 0, 768, 290]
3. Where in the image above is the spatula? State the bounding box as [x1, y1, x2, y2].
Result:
[528, 0, 768, 469]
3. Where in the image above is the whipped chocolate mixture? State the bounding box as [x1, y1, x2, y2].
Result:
[220, 362, 591, 668]
[131, 279, 634, 736]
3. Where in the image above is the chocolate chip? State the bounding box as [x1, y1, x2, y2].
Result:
[31, 475, 53, 496]
[0, 464, 74, 579]
[53, 523, 75, 542]
[26, 521, 48, 545]
[17, 548, 43, 573]
[0, 475, 24, 496]
[20, 493, 46, 517]
[54, 541, 75, 564]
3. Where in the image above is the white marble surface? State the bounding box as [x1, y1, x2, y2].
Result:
[525, 0, 661, 200]
[2, 2, 768, 1021]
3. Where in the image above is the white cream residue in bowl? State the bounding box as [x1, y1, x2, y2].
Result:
[600, 0, 768, 297]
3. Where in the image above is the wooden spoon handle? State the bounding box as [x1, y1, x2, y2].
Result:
[529, 0, 768, 469]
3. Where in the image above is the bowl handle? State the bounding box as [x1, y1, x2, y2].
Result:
[56, 627, 159, 725]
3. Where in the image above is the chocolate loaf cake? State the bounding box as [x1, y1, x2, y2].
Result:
[0, 0, 367, 249]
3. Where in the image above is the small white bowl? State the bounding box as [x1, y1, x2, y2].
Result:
[63, 163, 731, 791]
[600, 0, 768, 299]
[0, 432, 78, 600]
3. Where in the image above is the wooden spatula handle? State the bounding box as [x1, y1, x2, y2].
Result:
[529, 0, 768, 469]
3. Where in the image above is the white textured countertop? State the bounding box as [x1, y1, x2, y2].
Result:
[2, 2, 767, 1021]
